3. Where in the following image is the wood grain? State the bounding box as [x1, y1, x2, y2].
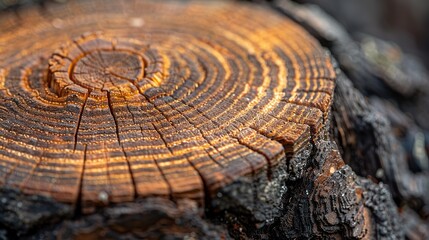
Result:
[0, 0, 335, 208]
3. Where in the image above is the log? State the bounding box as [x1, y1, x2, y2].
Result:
[0, 0, 335, 206]
[0, 0, 416, 239]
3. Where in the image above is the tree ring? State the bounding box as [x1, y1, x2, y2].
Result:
[48, 33, 164, 97]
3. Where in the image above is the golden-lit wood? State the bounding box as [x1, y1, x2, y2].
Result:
[0, 0, 335, 207]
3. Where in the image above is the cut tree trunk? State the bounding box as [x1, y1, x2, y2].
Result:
[0, 0, 426, 239]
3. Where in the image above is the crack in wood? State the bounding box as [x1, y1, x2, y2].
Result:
[120, 144, 137, 199]
[73, 90, 90, 151]
[106, 91, 121, 146]
[75, 144, 87, 214]
[0, 0, 339, 213]
[150, 122, 176, 201]
[167, 94, 261, 177]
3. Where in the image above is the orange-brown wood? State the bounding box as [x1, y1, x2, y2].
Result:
[0, 0, 335, 207]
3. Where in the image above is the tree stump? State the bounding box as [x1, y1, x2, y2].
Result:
[0, 0, 413, 239]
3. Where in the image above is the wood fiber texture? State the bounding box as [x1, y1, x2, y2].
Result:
[0, 0, 335, 209]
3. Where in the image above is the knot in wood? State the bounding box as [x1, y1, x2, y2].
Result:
[49, 33, 163, 96]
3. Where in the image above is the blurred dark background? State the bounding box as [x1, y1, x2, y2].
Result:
[2, 0, 428, 66]
[294, 0, 429, 68]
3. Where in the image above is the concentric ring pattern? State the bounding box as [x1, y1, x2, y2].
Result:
[0, 0, 336, 206]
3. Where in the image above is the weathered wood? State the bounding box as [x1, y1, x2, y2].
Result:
[0, 0, 336, 211]
[1, 0, 421, 239]
[272, 0, 429, 239]
[270, 139, 401, 239]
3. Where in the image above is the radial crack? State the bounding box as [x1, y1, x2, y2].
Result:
[168, 95, 263, 176]
[106, 91, 121, 146]
[75, 144, 87, 215]
[73, 91, 90, 151]
[150, 122, 175, 200]
[164, 100, 226, 169]
[120, 145, 137, 199]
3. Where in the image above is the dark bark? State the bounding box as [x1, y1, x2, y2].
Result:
[273, 0, 429, 238]
[0, 0, 428, 239]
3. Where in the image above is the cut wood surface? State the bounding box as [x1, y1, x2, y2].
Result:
[0, 0, 335, 208]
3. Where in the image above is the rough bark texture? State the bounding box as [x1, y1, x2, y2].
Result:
[0, 0, 428, 239]
[273, 0, 429, 239]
